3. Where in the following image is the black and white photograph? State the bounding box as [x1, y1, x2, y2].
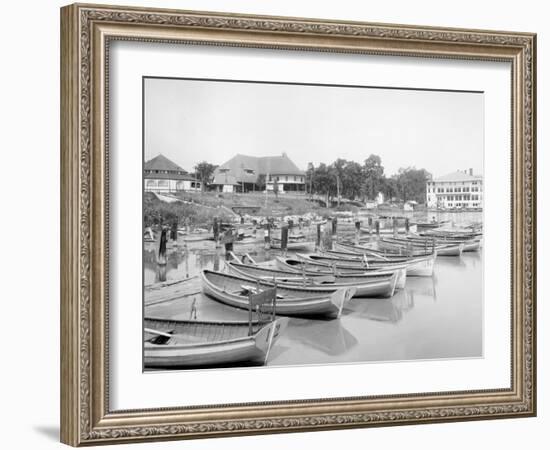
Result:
[142, 76, 484, 371]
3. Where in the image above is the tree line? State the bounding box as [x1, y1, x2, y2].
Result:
[305, 155, 432, 205]
[191, 156, 431, 204]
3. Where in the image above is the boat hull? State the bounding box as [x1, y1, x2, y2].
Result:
[227, 262, 399, 298]
[144, 318, 288, 368]
[202, 270, 355, 317]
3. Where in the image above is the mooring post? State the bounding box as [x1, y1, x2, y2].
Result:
[316, 223, 322, 250]
[224, 230, 234, 259]
[405, 218, 410, 234]
[355, 220, 361, 245]
[281, 224, 289, 255]
[326, 221, 333, 250]
[332, 217, 338, 236]
[171, 220, 178, 242]
[213, 217, 219, 247]
[158, 228, 167, 265]
[264, 222, 271, 250]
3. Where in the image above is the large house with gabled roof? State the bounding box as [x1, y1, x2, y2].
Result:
[212, 153, 305, 193]
[144, 154, 201, 193]
[426, 169, 483, 209]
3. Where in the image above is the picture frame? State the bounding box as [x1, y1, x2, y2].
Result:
[60, 2, 536, 446]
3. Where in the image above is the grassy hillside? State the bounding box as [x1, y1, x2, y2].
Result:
[144, 191, 359, 227]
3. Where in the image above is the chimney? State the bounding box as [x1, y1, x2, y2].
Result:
[469, 168, 473, 176]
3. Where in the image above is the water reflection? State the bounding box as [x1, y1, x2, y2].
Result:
[284, 319, 358, 355]
[144, 211, 483, 366]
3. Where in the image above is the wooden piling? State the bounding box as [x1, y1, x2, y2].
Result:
[170, 220, 178, 241]
[264, 222, 271, 250]
[281, 225, 289, 253]
[316, 223, 322, 249]
[213, 217, 221, 248]
[405, 218, 410, 234]
[332, 217, 338, 236]
[158, 228, 167, 265]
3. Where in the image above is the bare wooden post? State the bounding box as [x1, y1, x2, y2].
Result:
[157, 228, 167, 265]
[264, 222, 270, 250]
[405, 218, 410, 234]
[281, 224, 289, 254]
[316, 223, 322, 249]
[170, 220, 178, 242]
[332, 217, 338, 236]
[326, 221, 333, 250]
[355, 220, 361, 245]
[223, 229, 234, 259]
[213, 217, 220, 247]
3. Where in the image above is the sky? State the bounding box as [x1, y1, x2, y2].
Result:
[144, 77, 484, 179]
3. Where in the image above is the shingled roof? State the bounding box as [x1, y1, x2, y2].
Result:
[144, 154, 195, 181]
[433, 171, 482, 183]
[212, 153, 304, 185]
[144, 154, 186, 172]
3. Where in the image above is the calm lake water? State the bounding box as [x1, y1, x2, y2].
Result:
[144, 212, 483, 368]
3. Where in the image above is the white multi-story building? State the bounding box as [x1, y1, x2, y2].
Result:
[426, 169, 483, 210]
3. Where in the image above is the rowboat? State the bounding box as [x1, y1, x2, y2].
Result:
[226, 261, 401, 297]
[201, 270, 356, 317]
[400, 234, 481, 252]
[360, 224, 417, 235]
[270, 238, 316, 251]
[415, 220, 449, 229]
[297, 251, 435, 278]
[144, 317, 288, 368]
[379, 237, 464, 256]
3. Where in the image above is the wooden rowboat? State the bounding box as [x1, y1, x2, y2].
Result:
[314, 244, 436, 277]
[144, 317, 288, 368]
[380, 237, 464, 256]
[399, 235, 481, 252]
[270, 238, 316, 251]
[201, 270, 356, 318]
[226, 261, 400, 298]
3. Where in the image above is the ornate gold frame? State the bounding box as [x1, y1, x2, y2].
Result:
[60, 3, 536, 446]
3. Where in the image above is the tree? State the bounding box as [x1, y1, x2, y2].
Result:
[362, 154, 385, 201]
[394, 167, 432, 203]
[273, 178, 279, 200]
[306, 162, 315, 200]
[330, 158, 347, 206]
[255, 173, 266, 191]
[312, 163, 336, 206]
[193, 161, 217, 192]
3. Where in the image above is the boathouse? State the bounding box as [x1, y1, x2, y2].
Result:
[144, 154, 201, 193]
[211, 153, 305, 193]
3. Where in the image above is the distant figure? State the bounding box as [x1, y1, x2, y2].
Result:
[431, 216, 436, 223]
[157, 228, 168, 265]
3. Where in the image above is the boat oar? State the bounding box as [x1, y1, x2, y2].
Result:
[144, 328, 173, 338]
